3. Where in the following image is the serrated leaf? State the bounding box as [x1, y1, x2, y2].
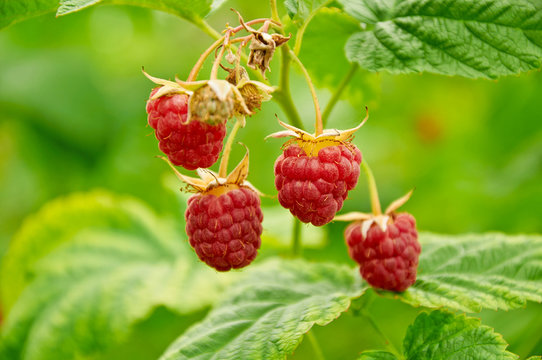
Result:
[160, 259, 368, 360]
[403, 310, 517, 359]
[342, 0, 542, 79]
[0, 191, 227, 360]
[395, 233, 542, 312]
[358, 350, 398, 360]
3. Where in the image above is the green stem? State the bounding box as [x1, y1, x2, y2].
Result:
[363, 310, 402, 358]
[218, 117, 244, 177]
[194, 18, 222, 39]
[360, 161, 382, 215]
[291, 218, 302, 257]
[292, 0, 332, 55]
[289, 50, 322, 135]
[306, 331, 326, 360]
[270, 0, 280, 22]
[321, 63, 359, 128]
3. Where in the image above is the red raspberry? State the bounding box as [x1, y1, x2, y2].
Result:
[274, 143, 362, 226]
[185, 187, 263, 271]
[344, 213, 420, 292]
[146, 89, 226, 170]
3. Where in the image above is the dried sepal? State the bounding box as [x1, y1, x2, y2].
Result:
[158, 156, 207, 192]
[267, 108, 368, 142]
[334, 212, 373, 222]
[334, 188, 415, 237]
[384, 189, 414, 215]
[142, 69, 191, 99]
[162, 149, 261, 195]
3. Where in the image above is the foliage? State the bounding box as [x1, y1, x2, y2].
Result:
[0, 0, 541, 359]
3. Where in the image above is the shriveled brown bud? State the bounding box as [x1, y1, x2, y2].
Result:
[248, 32, 291, 78]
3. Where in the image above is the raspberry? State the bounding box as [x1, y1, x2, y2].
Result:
[185, 186, 263, 271]
[274, 143, 362, 226]
[146, 89, 226, 170]
[344, 213, 420, 292]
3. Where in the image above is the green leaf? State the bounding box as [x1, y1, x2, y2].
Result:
[0, 0, 58, 30]
[403, 310, 517, 359]
[357, 350, 398, 360]
[0, 0, 224, 30]
[57, 0, 225, 22]
[284, 0, 329, 21]
[160, 259, 368, 360]
[396, 233, 542, 312]
[0, 191, 227, 360]
[342, 0, 542, 79]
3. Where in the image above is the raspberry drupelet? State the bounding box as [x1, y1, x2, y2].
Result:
[274, 143, 362, 226]
[345, 213, 420, 292]
[185, 186, 263, 271]
[146, 89, 226, 170]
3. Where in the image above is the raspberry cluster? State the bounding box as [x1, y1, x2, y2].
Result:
[345, 213, 420, 292]
[185, 187, 263, 271]
[146, 89, 226, 170]
[274, 143, 362, 226]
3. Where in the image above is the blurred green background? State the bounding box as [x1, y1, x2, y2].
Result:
[1, 0, 541, 359]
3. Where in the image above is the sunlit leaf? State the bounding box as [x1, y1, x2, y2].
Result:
[403, 310, 517, 359]
[395, 233, 542, 312]
[342, 0, 542, 78]
[0, 191, 227, 360]
[160, 258, 368, 360]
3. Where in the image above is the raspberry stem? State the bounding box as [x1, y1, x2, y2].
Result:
[211, 32, 229, 80]
[187, 18, 274, 82]
[289, 50, 323, 136]
[321, 63, 359, 128]
[306, 331, 326, 360]
[292, 218, 302, 257]
[361, 161, 382, 215]
[218, 117, 244, 178]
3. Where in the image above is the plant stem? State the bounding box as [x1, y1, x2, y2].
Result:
[291, 218, 302, 257]
[289, 50, 322, 135]
[210, 35, 228, 80]
[363, 309, 402, 358]
[194, 18, 222, 39]
[270, 0, 280, 22]
[187, 36, 225, 81]
[360, 161, 382, 215]
[306, 331, 326, 360]
[292, 0, 332, 55]
[321, 63, 359, 128]
[218, 117, 244, 178]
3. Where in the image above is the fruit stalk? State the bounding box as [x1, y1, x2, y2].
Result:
[289, 50, 323, 135]
[292, 218, 302, 257]
[360, 161, 382, 215]
[218, 117, 244, 177]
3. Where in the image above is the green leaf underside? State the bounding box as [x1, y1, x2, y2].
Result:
[160, 259, 368, 360]
[396, 233, 542, 312]
[403, 310, 517, 360]
[0, 0, 223, 30]
[343, 0, 542, 79]
[0, 191, 227, 360]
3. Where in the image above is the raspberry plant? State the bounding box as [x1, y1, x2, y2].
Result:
[1, 1, 542, 360]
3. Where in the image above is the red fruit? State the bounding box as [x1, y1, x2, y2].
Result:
[146, 89, 226, 170]
[345, 213, 420, 292]
[274, 143, 362, 226]
[185, 186, 263, 271]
